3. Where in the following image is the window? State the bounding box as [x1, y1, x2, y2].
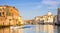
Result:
[6, 11, 8, 16]
[0, 9, 2, 11]
[2, 12, 4, 16]
[0, 12, 1, 16]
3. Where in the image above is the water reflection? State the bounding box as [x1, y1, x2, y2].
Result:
[10, 28, 23, 33]
[35, 25, 54, 33]
[44, 25, 54, 33]
[0, 27, 10, 33]
[10, 26, 23, 33]
[0, 25, 60, 33]
[57, 26, 60, 33]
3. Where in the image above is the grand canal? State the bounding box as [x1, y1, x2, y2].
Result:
[0, 25, 59, 33]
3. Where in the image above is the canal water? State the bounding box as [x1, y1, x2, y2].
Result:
[0, 25, 59, 33]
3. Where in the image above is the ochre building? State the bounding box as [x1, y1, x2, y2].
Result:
[0, 5, 19, 26]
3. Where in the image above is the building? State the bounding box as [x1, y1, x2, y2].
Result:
[57, 8, 60, 24]
[53, 15, 57, 24]
[43, 11, 54, 23]
[0, 5, 21, 26]
[35, 11, 54, 24]
[25, 19, 35, 25]
[17, 16, 24, 25]
[35, 16, 43, 24]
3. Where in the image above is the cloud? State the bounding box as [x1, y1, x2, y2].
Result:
[39, 0, 60, 10]
[41, 0, 60, 6]
[32, 0, 60, 10]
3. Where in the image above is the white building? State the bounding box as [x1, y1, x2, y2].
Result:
[35, 11, 54, 23]
[44, 11, 54, 23]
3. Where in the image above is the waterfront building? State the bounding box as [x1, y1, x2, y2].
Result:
[0, 5, 22, 26]
[17, 16, 24, 25]
[35, 11, 54, 24]
[35, 16, 43, 24]
[57, 8, 60, 24]
[25, 19, 35, 25]
[43, 11, 54, 23]
[26, 20, 32, 24]
[53, 15, 57, 24]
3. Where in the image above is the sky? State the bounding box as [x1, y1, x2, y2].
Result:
[0, 0, 60, 20]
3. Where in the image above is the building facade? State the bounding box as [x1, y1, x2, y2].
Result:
[17, 16, 24, 25]
[0, 5, 20, 26]
[53, 15, 57, 24]
[35, 11, 54, 24]
[57, 8, 60, 24]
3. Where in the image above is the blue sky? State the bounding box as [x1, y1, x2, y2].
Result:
[0, 0, 60, 20]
